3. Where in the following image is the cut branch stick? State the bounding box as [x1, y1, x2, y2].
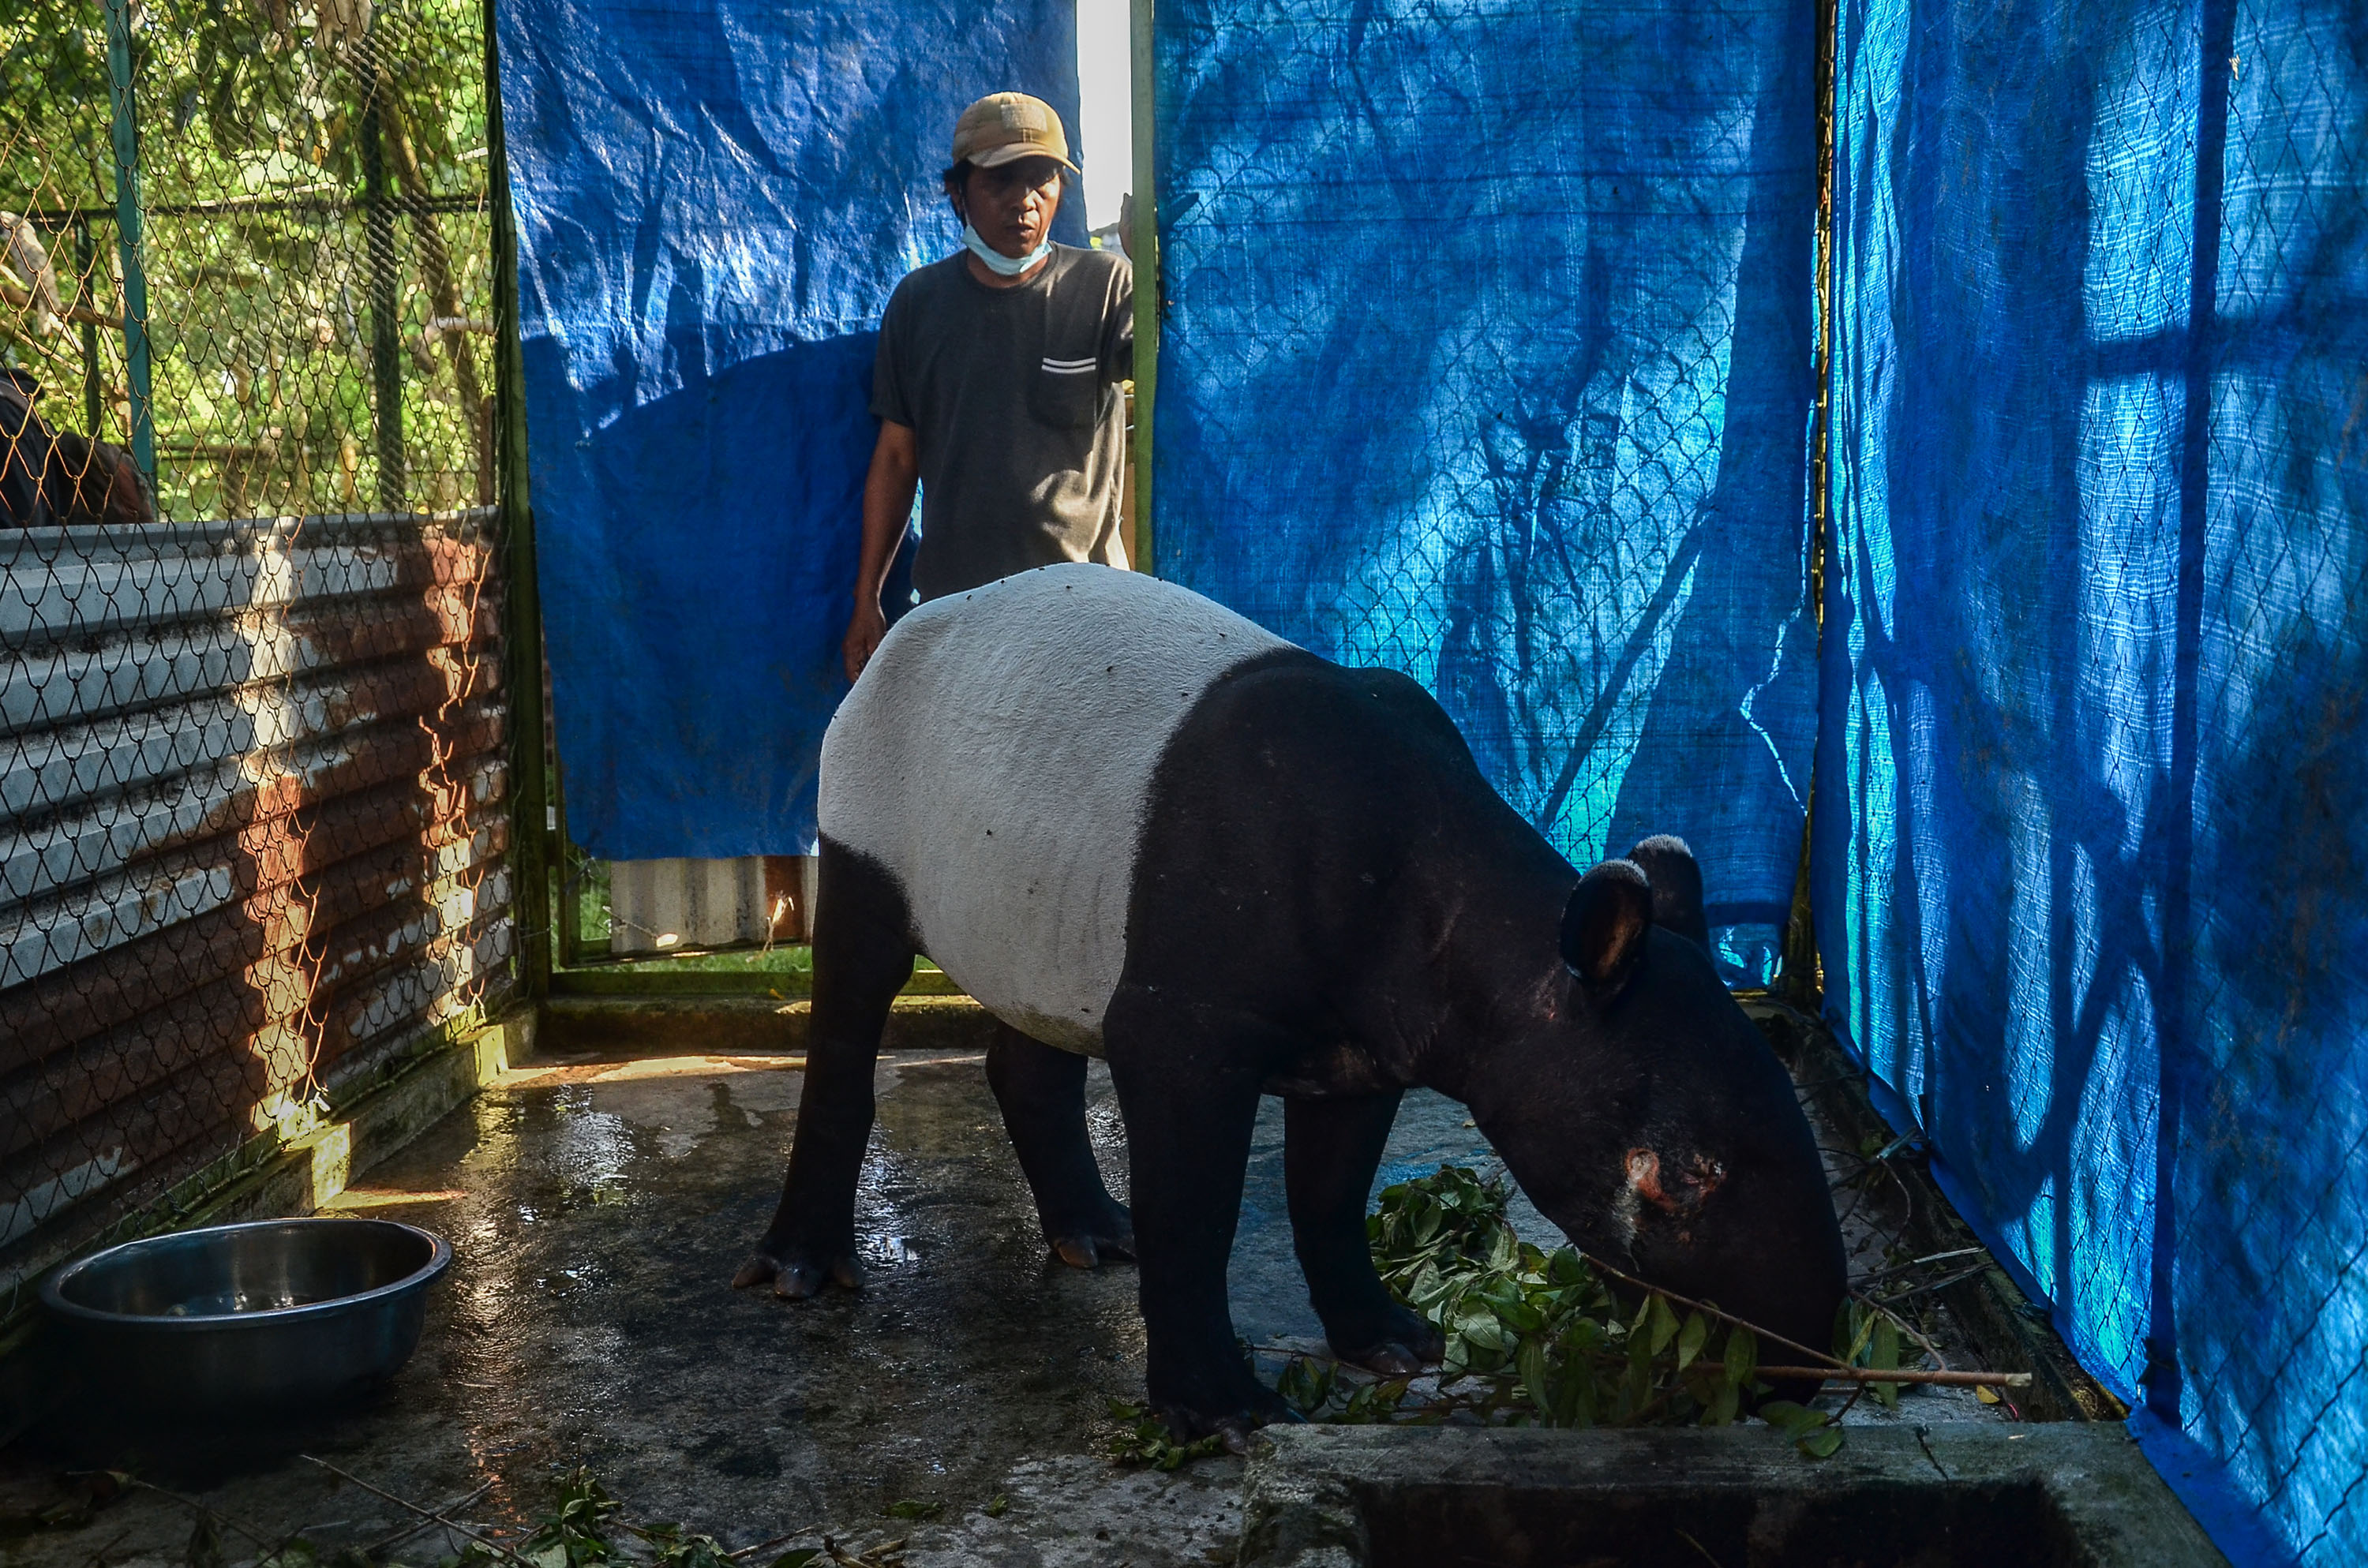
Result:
[1853, 1246, 1987, 1287]
[1579, 1254, 1855, 1372]
[726, 1523, 826, 1560]
[123, 1480, 278, 1549]
[0, 276, 120, 328]
[0, 310, 79, 373]
[1868, 1264, 1993, 1306]
[359, 1480, 496, 1558]
[1757, 1366, 2032, 1389]
[298, 1458, 532, 1568]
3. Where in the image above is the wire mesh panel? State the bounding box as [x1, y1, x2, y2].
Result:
[0, 0, 516, 1300]
[1149, 0, 1821, 980]
[1817, 0, 2367, 1558]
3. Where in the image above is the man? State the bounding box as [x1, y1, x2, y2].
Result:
[841, 92, 1133, 682]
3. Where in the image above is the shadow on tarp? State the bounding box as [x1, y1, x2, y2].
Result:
[1148, 0, 1822, 959]
[531, 330, 910, 861]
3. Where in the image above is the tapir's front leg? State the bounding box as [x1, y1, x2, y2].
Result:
[1103, 987, 1295, 1443]
[1285, 1092, 1444, 1375]
[734, 841, 915, 1298]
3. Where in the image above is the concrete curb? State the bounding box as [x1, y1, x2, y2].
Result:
[1238, 1424, 2228, 1567]
[538, 993, 999, 1057]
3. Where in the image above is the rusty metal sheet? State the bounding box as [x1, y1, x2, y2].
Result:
[0, 509, 517, 1286]
[605, 854, 813, 955]
[0, 715, 508, 990]
[0, 814, 511, 1157]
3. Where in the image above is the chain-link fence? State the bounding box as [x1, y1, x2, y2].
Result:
[0, 0, 523, 1308]
[1819, 0, 2367, 1559]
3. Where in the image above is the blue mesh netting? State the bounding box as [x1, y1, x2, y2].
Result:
[1148, 0, 1823, 980]
[1812, 0, 2368, 1559]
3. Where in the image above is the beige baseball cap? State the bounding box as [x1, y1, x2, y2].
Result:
[950, 92, 1080, 174]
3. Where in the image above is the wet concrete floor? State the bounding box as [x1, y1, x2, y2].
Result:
[0, 1031, 2001, 1568]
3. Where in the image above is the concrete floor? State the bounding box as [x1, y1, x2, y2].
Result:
[0, 1032, 2003, 1568]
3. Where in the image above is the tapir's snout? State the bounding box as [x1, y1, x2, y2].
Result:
[1626, 1136, 1849, 1386]
[1500, 1127, 1845, 1367]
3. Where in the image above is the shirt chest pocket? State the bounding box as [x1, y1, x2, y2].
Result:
[1028, 345, 1104, 432]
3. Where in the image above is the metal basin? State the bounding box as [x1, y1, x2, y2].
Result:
[40, 1218, 451, 1414]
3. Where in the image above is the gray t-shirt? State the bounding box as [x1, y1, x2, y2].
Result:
[871, 245, 1133, 601]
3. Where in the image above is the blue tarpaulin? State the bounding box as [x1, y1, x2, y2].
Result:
[1150, 0, 1822, 980]
[496, 0, 1085, 859]
[1815, 0, 2368, 1560]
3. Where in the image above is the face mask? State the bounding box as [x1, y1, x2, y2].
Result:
[962, 219, 1052, 278]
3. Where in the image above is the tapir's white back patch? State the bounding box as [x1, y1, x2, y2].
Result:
[820, 563, 1291, 1053]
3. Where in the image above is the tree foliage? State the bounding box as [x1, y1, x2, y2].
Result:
[0, 0, 495, 519]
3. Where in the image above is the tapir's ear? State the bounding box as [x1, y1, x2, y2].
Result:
[1561, 859, 1654, 997]
[1626, 834, 1710, 951]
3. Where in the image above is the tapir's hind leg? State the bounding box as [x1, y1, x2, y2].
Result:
[1285, 1092, 1445, 1375]
[985, 1024, 1135, 1269]
[733, 838, 914, 1298]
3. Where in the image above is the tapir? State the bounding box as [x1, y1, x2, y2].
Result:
[735, 563, 1846, 1438]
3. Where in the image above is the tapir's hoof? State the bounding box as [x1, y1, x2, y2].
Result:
[1329, 1308, 1446, 1375]
[1043, 1198, 1135, 1271]
[1050, 1228, 1137, 1270]
[730, 1248, 864, 1298]
[1337, 1341, 1427, 1377]
[1156, 1384, 1300, 1451]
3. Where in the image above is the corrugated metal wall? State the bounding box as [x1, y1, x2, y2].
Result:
[605, 855, 811, 956]
[0, 508, 515, 1292]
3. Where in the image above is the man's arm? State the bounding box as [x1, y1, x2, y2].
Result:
[844, 419, 920, 682]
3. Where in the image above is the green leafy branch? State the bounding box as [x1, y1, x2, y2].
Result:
[1303, 1165, 1800, 1441]
[1104, 1165, 1857, 1468]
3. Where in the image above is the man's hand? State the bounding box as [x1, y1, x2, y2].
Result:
[844, 597, 888, 683]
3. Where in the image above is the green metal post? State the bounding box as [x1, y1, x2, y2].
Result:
[1128, 0, 1158, 575]
[101, 0, 155, 485]
[359, 47, 406, 512]
[485, 0, 552, 1000]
